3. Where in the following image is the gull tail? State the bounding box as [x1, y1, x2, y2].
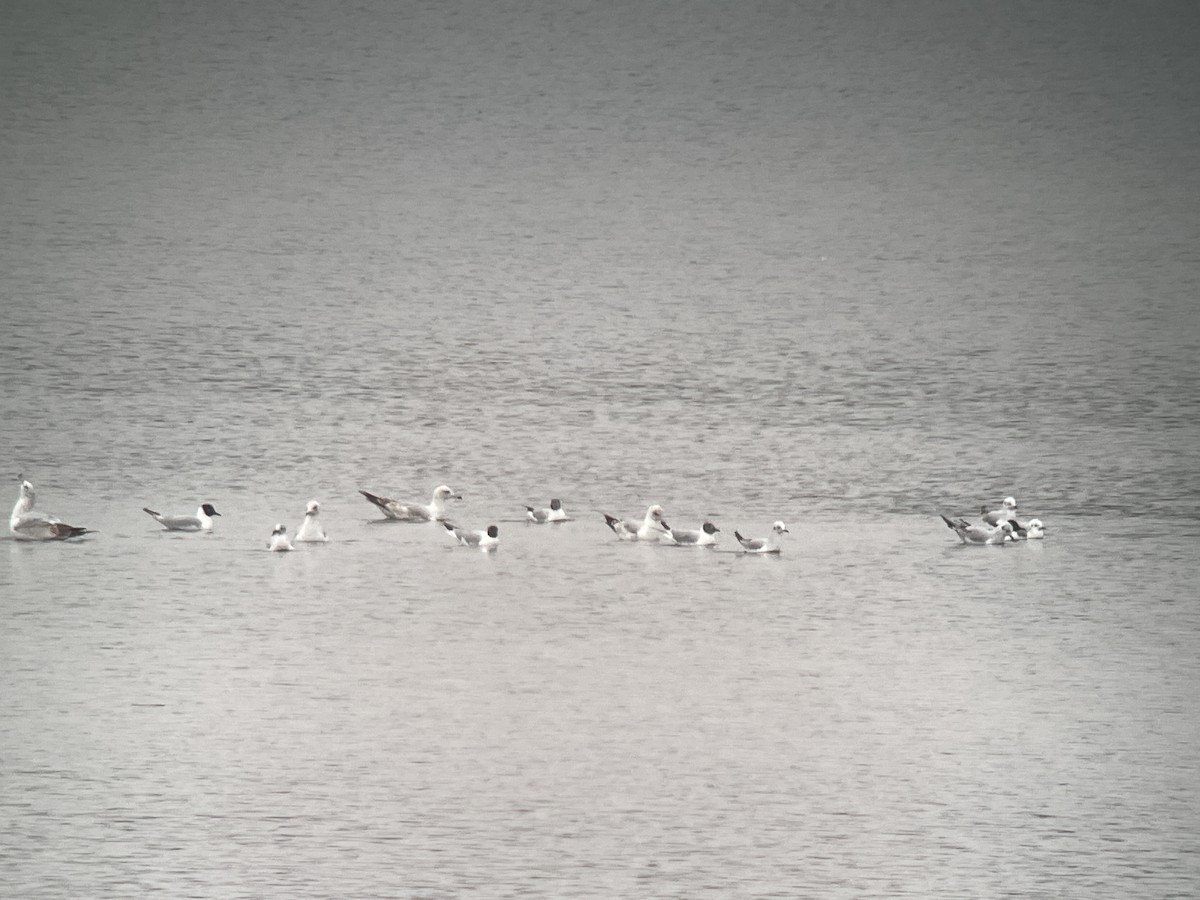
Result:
[52, 524, 94, 539]
[359, 490, 389, 511]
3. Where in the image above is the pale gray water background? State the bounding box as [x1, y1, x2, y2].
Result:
[2, 0, 1199, 896]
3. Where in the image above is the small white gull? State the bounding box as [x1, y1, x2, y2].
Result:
[443, 521, 499, 550]
[295, 500, 329, 542]
[267, 523, 294, 552]
[1025, 518, 1046, 539]
[359, 484, 461, 521]
[9, 477, 93, 541]
[602, 505, 670, 541]
[665, 521, 720, 547]
[526, 498, 567, 523]
[942, 515, 1014, 545]
[143, 502, 221, 532]
[734, 521, 789, 553]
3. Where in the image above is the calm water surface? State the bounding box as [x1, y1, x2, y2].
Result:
[2, 1, 1198, 897]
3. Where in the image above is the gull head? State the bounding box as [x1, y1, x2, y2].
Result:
[549, 498, 562, 511]
[306, 500, 321, 515]
[201, 503, 221, 517]
[434, 485, 463, 501]
[486, 525, 499, 538]
[702, 521, 720, 535]
[272, 524, 287, 536]
[772, 521, 790, 534]
[1003, 497, 1017, 510]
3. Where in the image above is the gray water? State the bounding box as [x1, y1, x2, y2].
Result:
[2, 1, 1199, 896]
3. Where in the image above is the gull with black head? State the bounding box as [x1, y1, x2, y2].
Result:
[443, 521, 500, 551]
[143, 502, 221, 532]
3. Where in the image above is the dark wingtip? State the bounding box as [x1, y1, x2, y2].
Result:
[602, 513, 619, 531]
[940, 514, 956, 528]
[143, 507, 159, 517]
[734, 531, 745, 542]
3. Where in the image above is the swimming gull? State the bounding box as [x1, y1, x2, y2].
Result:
[664, 520, 720, 547]
[602, 505, 670, 541]
[143, 502, 221, 532]
[268, 523, 294, 552]
[295, 500, 329, 542]
[734, 521, 789, 553]
[359, 484, 462, 521]
[526, 498, 567, 523]
[443, 521, 499, 550]
[9, 477, 93, 541]
[941, 515, 1015, 545]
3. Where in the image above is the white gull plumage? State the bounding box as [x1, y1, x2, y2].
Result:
[359, 484, 461, 521]
[526, 498, 567, 523]
[267, 523, 294, 552]
[734, 521, 789, 553]
[443, 521, 499, 550]
[295, 500, 329, 542]
[143, 502, 221, 532]
[941, 515, 1015, 545]
[9, 477, 93, 541]
[664, 520, 720, 546]
[602, 505, 670, 541]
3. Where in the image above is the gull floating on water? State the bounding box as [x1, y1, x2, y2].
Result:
[359, 484, 462, 521]
[295, 500, 328, 542]
[1008, 517, 1045, 541]
[267, 523, 294, 552]
[602, 505, 670, 541]
[526, 498, 567, 523]
[9, 477, 93, 541]
[665, 520, 720, 546]
[143, 502, 221, 532]
[443, 521, 499, 550]
[981, 497, 1018, 527]
[734, 521, 789, 553]
[942, 515, 1015, 545]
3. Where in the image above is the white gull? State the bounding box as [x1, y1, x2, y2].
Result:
[359, 484, 462, 521]
[602, 505, 670, 542]
[143, 502, 221, 532]
[526, 498, 567, 523]
[665, 521, 720, 547]
[734, 521, 789, 553]
[443, 521, 499, 550]
[942, 515, 1015, 545]
[295, 500, 329, 542]
[9, 477, 93, 541]
[268, 523, 294, 552]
